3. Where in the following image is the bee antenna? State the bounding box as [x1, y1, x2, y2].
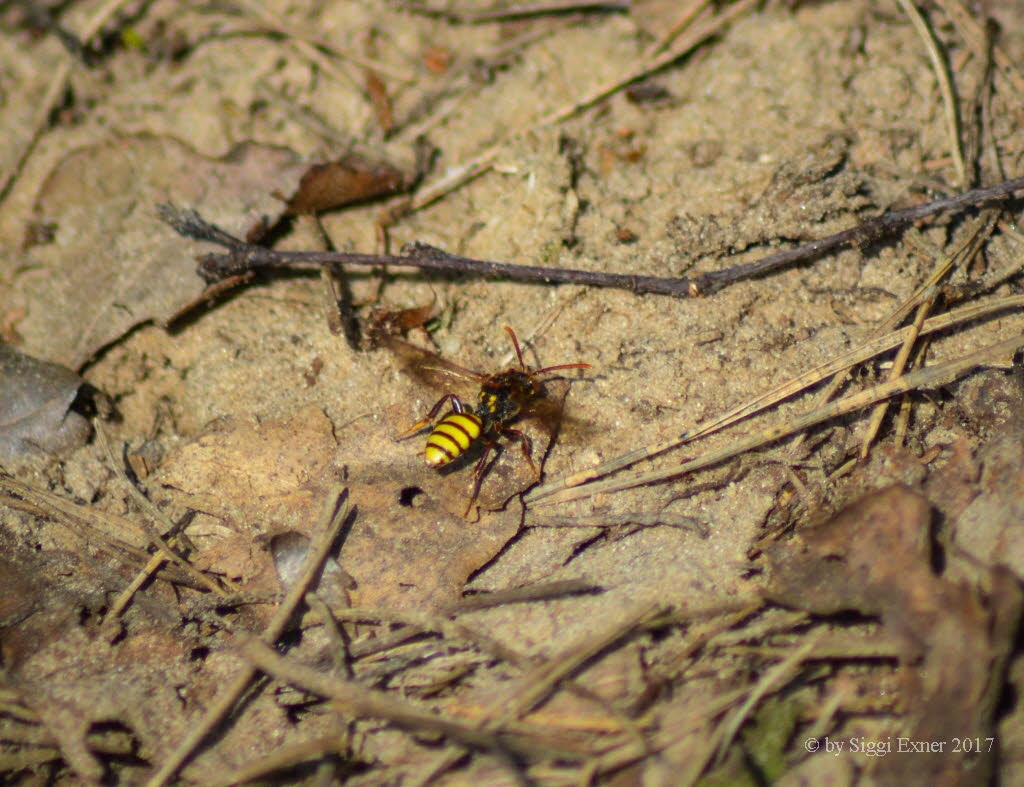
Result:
[535, 362, 592, 375]
[503, 325, 527, 371]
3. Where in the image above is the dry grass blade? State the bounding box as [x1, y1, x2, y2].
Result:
[529, 511, 707, 536]
[859, 297, 932, 460]
[875, 213, 996, 336]
[408, 0, 758, 212]
[526, 294, 1024, 502]
[94, 421, 224, 598]
[233, 0, 415, 83]
[858, 214, 996, 458]
[711, 633, 822, 764]
[103, 552, 171, 632]
[0, 0, 135, 203]
[239, 637, 599, 765]
[408, 749, 470, 787]
[672, 633, 823, 786]
[643, 0, 712, 57]
[896, 0, 966, 187]
[332, 605, 527, 665]
[465, 1, 632, 23]
[145, 486, 351, 787]
[442, 578, 599, 613]
[532, 0, 759, 131]
[497, 601, 662, 724]
[206, 733, 350, 787]
[329, 604, 645, 749]
[530, 331, 1024, 506]
[0, 474, 204, 589]
[936, 0, 1024, 94]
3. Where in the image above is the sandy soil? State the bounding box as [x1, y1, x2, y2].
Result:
[2, 1, 1024, 784]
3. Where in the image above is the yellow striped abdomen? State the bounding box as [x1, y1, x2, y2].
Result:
[424, 412, 483, 466]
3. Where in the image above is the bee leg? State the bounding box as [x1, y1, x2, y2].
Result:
[397, 393, 465, 438]
[502, 427, 538, 479]
[464, 439, 499, 517]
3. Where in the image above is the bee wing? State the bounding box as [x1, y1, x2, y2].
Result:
[383, 336, 486, 390]
[522, 385, 567, 429]
[518, 378, 594, 443]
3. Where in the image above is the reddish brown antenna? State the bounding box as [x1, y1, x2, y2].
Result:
[502, 325, 591, 375]
[503, 325, 527, 370]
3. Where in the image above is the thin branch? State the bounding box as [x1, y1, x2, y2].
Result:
[464, 1, 631, 23]
[158, 176, 1024, 298]
[694, 176, 1024, 294]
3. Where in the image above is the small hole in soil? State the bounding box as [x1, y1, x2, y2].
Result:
[399, 486, 424, 506]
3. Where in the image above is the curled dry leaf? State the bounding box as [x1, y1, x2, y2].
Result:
[766, 485, 933, 626]
[0, 343, 91, 462]
[282, 152, 412, 215]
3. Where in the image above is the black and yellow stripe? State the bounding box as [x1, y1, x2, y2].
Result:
[424, 412, 483, 466]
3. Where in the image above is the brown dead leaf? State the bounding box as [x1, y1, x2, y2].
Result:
[766, 485, 1021, 785]
[362, 301, 436, 348]
[766, 485, 933, 641]
[283, 153, 410, 216]
[938, 374, 1024, 580]
[14, 135, 309, 368]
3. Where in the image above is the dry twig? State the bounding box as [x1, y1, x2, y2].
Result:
[160, 177, 1024, 299]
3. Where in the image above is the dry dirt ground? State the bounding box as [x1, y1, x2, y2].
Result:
[3, 1, 1024, 784]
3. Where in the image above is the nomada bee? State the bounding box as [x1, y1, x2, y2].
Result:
[395, 326, 591, 515]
